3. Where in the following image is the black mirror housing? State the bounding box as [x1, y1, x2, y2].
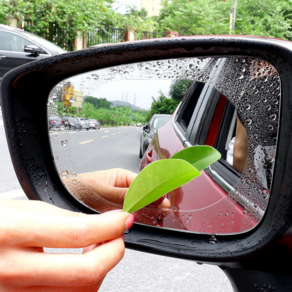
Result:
[24, 45, 42, 57]
[2, 36, 292, 281]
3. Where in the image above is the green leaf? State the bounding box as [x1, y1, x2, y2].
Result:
[123, 159, 200, 213]
[171, 145, 221, 171]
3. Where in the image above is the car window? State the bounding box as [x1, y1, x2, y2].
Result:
[176, 82, 205, 132]
[153, 116, 171, 129]
[0, 31, 35, 52]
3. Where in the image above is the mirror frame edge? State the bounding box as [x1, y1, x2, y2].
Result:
[1, 36, 292, 272]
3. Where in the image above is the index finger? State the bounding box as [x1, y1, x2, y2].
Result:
[0, 210, 134, 248]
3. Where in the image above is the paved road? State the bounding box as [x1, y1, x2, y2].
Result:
[0, 122, 233, 292]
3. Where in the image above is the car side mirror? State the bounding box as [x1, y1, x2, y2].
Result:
[2, 36, 292, 290]
[143, 124, 149, 131]
[24, 45, 42, 57]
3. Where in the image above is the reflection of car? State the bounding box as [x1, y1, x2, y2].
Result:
[77, 118, 89, 130]
[0, 24, 66, 82]
[139, 114, 171, 158]
[62, 116, 82, 130]
[136, 122, 142, 127]
[139, 80, 251, 234]
[48, 116, 63, 130]
[88, 119, 100, 129]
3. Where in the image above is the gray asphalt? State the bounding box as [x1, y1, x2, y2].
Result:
[0, 121, 233, 292]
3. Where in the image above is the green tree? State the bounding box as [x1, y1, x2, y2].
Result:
[158, 0, 232, 36]
[146, 93, 178, 121]
[115, 5, 158, 39]
[0, 0, 117, 50]
[157, 0, 292, 39]
[169, 80, 193, 100]
[84, 96, 112, 109]
[235, 0, 292, 39]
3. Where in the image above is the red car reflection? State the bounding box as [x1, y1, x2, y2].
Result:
[138, 81, 258, 235]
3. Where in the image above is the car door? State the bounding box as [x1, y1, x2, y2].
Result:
[0, 30, 49, 80]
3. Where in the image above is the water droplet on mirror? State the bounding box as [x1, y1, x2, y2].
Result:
[270, 113, 277, 121]
[208, 235, 218, 244]
[268, 125, 274, 130]
[61, 140, 68, 147]
[61, 170, 68, 178]
[244, 103, 251, 110]
[246, 118, 252, 126]
[91, 74, 99, 80]
[238, 74, 244, 80]
[54, 156, 59, 160]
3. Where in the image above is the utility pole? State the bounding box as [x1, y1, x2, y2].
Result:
[229, 0, 237, 35]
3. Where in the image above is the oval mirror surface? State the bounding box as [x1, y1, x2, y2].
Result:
[47, 56, 280, 235]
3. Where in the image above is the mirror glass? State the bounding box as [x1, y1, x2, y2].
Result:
[47, 56, 280, 235]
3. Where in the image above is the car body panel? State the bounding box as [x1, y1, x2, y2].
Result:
[0, 25, 66, 80]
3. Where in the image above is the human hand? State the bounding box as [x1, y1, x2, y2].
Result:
[0, 200, 134, 292]
[63, 168, 170, 213]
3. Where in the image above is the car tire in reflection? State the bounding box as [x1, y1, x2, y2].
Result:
[139, 139, 143, 158]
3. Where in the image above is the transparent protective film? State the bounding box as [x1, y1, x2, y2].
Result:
[47, 56, 280, 235]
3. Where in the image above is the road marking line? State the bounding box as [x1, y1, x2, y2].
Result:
[104, 131, 110, 133]
[0, 189, 26, 200]
[102, 135, 108, 138]
[79, 140, 93, 144]
[112, 133, 115, 135]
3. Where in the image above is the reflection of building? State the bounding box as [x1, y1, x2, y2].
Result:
[61, 82, 74, 108]
[61, 82, 83, 109]
[141, 0, 161, 16]
[71, 91, 83, 109]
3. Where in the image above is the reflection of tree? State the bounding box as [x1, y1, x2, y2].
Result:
[84, 96, 112, 109]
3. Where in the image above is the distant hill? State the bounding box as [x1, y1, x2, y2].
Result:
[110, 100, 142, 110]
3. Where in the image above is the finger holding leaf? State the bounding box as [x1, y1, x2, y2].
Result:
[123, 145, 221, 214]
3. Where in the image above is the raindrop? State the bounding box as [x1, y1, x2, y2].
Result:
[243, 210, 247, 214]
[245, 103, 251, 110]
[208, 235, 218, 244]
[61, 170, 68, 178]
[268, 125, 274, 130]
[91, 74, 99, 80]
[270, 113, 277, 121]
[86, 77, 91, 80]
[238, 74, 244, 80]
[246, 118, 252, 126]
[54, 156, 59, 160]
[61, 140, 68, 147]
[266, 105, 271, 111]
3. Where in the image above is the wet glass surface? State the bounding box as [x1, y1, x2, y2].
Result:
[47, 56, 280, 235]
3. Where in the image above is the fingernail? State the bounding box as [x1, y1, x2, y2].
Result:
[126, 214, 135, 230]
[104, 209, 122, 214]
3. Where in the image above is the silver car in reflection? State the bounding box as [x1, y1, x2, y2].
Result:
[88, 119, 100, 129]
[77, 118, 89, 130]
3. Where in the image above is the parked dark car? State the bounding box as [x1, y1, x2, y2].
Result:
[0, 24, 66, 82]
[139, 114, 171, 158]
[48, 115, 63, 130]
[62, 116, 82, 130]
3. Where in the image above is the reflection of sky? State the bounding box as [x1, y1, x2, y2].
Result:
[62, 58, 209, 109]
[73, 78, 171, 110]
[66, 70, 173, 109]
[112, 0, 141, 13]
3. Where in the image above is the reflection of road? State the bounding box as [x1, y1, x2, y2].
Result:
[0, 124, 232, 292]
[50, 126, 141, 174]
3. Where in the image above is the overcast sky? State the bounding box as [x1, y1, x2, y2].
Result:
[111, 0, 141, 13]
